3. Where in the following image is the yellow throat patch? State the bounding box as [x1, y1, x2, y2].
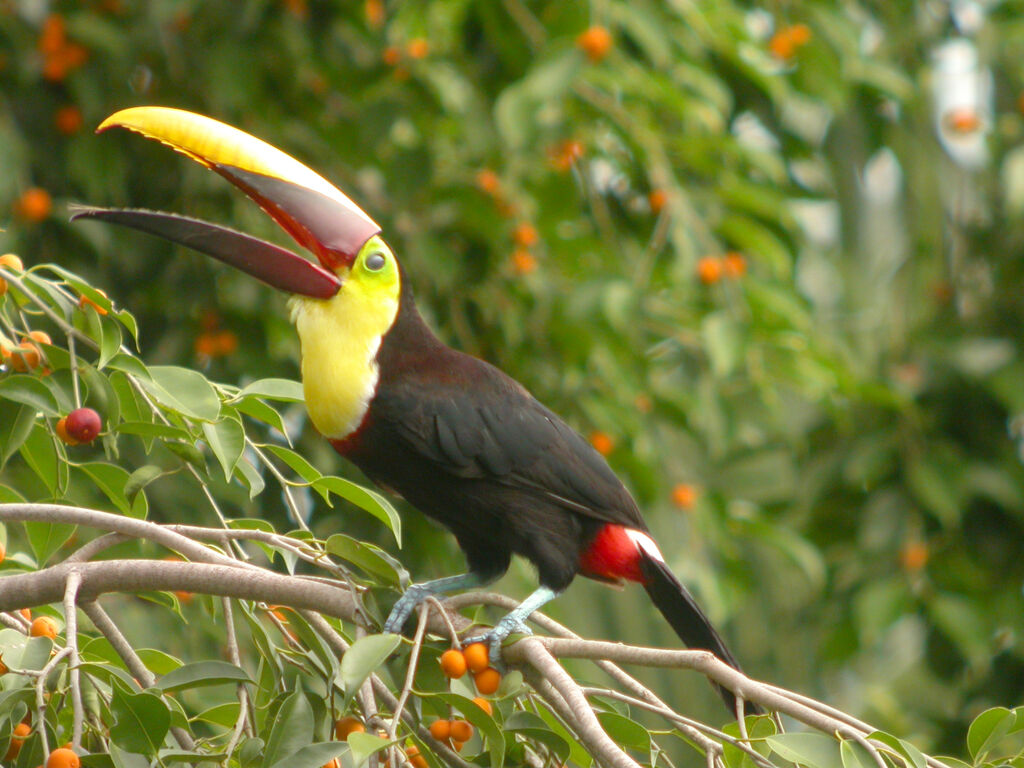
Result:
[290, 237, 400, 440]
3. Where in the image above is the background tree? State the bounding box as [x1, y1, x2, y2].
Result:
[1, 1, 1023, 767]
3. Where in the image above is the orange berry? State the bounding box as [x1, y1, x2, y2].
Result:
[406, 745, 428, 768]
[462, 642, 489, 674]
[768, 24, 811, 60]
[10, 341, 41, 372]
[576, 25, 613, 62]
[56, 417, 80, 446]
[513, 222, 539, 247]
[449, 719, 473, 743]
[334, 715, 366, 741]
[0, 278, 6, 296]
[511, 249, 537, 275]
[696, 256, 723, 285]
[407, 38, 429, 59]
[900, 540, 928, 572]
[722, 251, 746, 279]
[428, 719, 451, 740]
[671, 483, 698, 510]
[439, 648, 467, 678]
[46, 747, 80, 768]
[16, 188, 52, 222]
[30, 616, 58, 639]
[473, 667, 501, 695]
[26, 330, 51, 346]
[0, 253, 24, 271]
[5, 722, 30, 760]
[55, 106, 83, 135]
[322, 759, 340, 768]
[364, 0, 385, 28]
[383, 46, 401, 66]
[214, 330, 238, 355]
[476, 169, 501, 196]
[194, 333, 219, 358]
[173, 590, 193, 605]
[470, 697, 492, 716]
[0, 654, 7, 674]
[788, 23, 811, 45]
[19, 608, 31, 620]
[589, 431, 614, 456]
[944, 107, 982, 134]
[648, 189, 668, 214]
[548, 139, 584, 172]
[38, 15, 65, 54]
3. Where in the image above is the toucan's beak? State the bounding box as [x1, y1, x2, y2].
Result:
[71, 107, 382, 299]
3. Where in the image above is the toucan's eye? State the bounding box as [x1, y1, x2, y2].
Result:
[365, 252, 387, 271]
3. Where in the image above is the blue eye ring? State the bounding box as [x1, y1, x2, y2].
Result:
[365, 251, 387, 271]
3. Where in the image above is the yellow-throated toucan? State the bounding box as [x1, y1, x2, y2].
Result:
[73, 107, 752, 710]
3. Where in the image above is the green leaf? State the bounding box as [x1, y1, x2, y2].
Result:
[431, 691, 506, 768]
[235, 397, 288, 435]
[264, 443, 321, 483]
[0, 400, 36, 468]
[237, 378, 305, 402]
[839, 738, 874, 768]
[313, 476, 402, 545]
[866, 732, 927, 768]
[77, 462, 138, 516]
[25, 520, 76, 566]
[338, 634, 400, 696]
[203, 417, 246, 482]
[261, 690, 314, 768]
[268, 742, 347, 768]
[596, 711, 649, 752]
[502, 711, 570, 763]
[967, 707, 1016, 760]
[234, 455, 266, 498]
[19, 425, 59, 494]
[158, 660, 253, 692]
[766, 733, 840, 768]
[141, 365, 221, 422]
[135, 648, 183, 677]
[194, 702, 241, 728]
[346, 732, 391, 768]
[110, 689, 171, 756]
[115, 421, 191, 440]
[0, 374, 60, 416]
[124, 464, 167, 505]
[325, 534, 406, 586]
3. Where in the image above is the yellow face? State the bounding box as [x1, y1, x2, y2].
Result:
[291, 236, 401, 439]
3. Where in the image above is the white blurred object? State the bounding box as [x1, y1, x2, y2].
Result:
[930, 37, 992, 169]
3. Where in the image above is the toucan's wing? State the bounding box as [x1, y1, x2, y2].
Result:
[376, 358, 647, 530]
[70, 205, 341, 299]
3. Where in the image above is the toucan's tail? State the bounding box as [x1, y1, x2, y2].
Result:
[638, 549, 757, 712]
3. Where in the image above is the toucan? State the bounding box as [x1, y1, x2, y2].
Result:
[73, 107, 753, 711]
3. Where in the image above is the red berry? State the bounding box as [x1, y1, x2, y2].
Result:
[65, 407, 102, 444]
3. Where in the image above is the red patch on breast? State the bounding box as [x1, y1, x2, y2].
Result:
[579, 524, 645, 583]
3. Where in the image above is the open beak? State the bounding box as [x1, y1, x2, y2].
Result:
[70, 107, 382, 299]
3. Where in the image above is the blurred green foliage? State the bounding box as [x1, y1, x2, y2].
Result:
[2, 0, 1024, 758]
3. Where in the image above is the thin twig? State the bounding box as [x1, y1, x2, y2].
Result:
[35, 646, 73, 755]
[390, 605, 430, 738]
[63, 570, 84, 749]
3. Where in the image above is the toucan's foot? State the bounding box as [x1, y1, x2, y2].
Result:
[383, 572, 488, 635]
[383, 583, 432, 634]
[464, 615, 534, 669]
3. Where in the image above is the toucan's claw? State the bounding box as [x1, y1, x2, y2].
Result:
[464, 618, 533, 671]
